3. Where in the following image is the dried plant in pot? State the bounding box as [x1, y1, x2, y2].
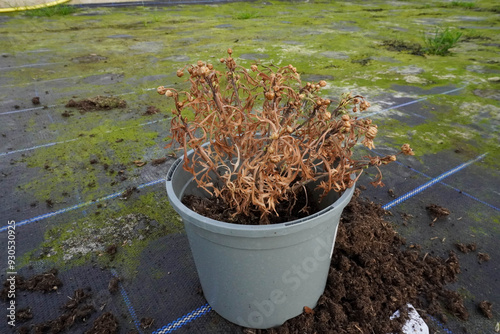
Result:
[161, 49, 414, 329]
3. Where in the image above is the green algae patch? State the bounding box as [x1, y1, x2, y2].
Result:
[20, 191, 183, 276]
[20, 116, 160, 203]
[375, 92, 499, 168]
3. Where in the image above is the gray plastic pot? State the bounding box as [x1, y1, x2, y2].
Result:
[166, 147, 355, 329]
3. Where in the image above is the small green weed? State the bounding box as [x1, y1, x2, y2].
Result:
[25, 4, 77, 17]
[234, 12, 259, 20]
[423, 27, 463, 56]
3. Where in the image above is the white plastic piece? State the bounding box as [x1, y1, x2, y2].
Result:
[390, 304, 429, 334]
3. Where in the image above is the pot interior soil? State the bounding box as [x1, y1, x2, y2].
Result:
[182, 186, 320, 225]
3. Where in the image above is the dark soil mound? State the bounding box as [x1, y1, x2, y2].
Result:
[65, 96, 127, 112]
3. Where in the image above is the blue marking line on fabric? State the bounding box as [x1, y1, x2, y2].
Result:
[382, 153, 488, 210]
[398, 160, 499, 212]
[368, 149, 499, 212]
[111, 269, 144, 334]
[0, 178, 165, 233]
[359, 86, 466, 120]
[151, 304, 212, 334]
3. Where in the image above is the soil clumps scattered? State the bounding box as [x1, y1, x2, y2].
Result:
[455, 242, 477, 253]
[1, 269, 62, 299]
[426, 204, 451, 219]
[143, 105, 160, 115]
[65, 96, 127, 112]
[478, 300, 493, 319]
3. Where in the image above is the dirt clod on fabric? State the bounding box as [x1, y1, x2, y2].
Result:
[65, 96, 127, 112]
[151, 157, 167, 166]
[478, 301, 493, 319]
[455, 243, 477, 253]
[32, 288, 95, 333]
[108, 277, 120, 294]
[478, 252, 491, 263]
[426, 204, 451, 219]
[140, 317, 154, 329]
[189, 189, 468, 333]
[85, 312, 119, 334]
[1, 269, 62, 300]
[143, 105, 160, 115]
[16, 307, 33, 322]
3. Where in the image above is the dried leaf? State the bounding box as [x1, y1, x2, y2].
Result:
[133, 160, 146, 167]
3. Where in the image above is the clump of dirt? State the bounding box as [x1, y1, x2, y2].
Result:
[426, 204, 451, 225]
[143, 105, 160, 115]
[478, 300, 493, 319]
[65, 96, 127, 112]
[426, 204, 451, 219]
[455, 242, 477, 253]
[1, 269, 62, 300]
[31, 97, 40, 105]
[121, 186, 138, 200]
[182, 186, 318, 225]
[140, 317, 154, 329]
[33, 288, 95, 333]
[108, 277, 120, 294]
[151, 157, 167, 166]
[61, 110, 73, 117]
[16, 307, 33, 322]
[243, 190, 467, 333]
[85, 312, 119, 334]
[478, 252, 491, 263]
[381, 40, 425, 56]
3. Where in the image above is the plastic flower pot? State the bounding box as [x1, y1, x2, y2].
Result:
[166, 146, 355, 329]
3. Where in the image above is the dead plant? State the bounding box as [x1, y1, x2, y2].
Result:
[158, 49, 414, 223]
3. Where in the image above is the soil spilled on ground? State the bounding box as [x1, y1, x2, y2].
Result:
[1, 270, 120, 334]
[189, 189, 468, 333]
[65, 96, 127, 112]
[1, 268, 62, 299]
